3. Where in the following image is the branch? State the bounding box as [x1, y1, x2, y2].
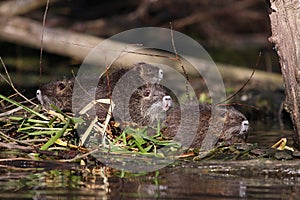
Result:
[0, 16, 101, 61]
[0, 0, 60, 17]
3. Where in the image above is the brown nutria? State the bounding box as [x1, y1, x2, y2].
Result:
[121, 83, 249, 149]
[36, 78, 73, 111]
[129, 84, 172, 127]
[161, 103, 249, 149]
[36, 62, 164, 117]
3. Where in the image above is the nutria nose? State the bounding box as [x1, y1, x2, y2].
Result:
[240, 120, 249, 134]
[162, 95, 172, 111]
[158, 69, 164, 80]
[36, 89, 43, 104]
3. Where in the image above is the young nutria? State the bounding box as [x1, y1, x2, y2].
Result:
[129, 84, 172, 127]
[123, 83, 249, 149]
[36, 78, 73, 111]
[36, 62, 164, 117]
[161, 103, 249, 149]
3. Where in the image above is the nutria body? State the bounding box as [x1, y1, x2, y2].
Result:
[161, 103, 249, 149]
[36, 62, 164, 119]
[124, 84, 249, 148]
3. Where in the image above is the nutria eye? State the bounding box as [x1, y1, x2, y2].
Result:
[57, 82, 66, 91]
[143, 90, 151, 97]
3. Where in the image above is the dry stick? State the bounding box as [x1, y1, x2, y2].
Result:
[216, 69, 255, 105]
[99, 48, 128, 146]
[216, 52, 261, 105]
[39, 0, 50, 84]
[101, 59, 113, 146]
[0, 57, 37, 106]
[169, 22, 191, 100]
[0, 131, 32, 146]
[59, 148, 99, 162]
[0, 107, 23, 117]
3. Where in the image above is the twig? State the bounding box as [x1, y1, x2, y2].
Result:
[216, 52, 261, 105]
[217, 103, 258, 110]
[39, 0, 50, 83]
[170, 22, 191, 100]
[59, 148, 99, 162]
[0, 106, 23, 117]
[0, 142, 35, 151]
[0, 131, 32, 146]
[217, 69, 255, 105]
[170, 22, 179, 60]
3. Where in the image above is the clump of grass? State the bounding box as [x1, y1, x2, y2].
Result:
[0, 94, 81, 151]
[112, 126, 181, 155]
[0, 93, 181, 162]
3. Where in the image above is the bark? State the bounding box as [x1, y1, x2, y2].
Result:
[268, 0, 300, 149]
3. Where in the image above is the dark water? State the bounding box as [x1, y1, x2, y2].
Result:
[1, 159, 300, 199]
[1, 121, 299, 200]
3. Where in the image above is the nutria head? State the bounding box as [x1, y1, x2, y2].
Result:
[129, 84, 172, 127]
[219, 107, 249, 143]
[133, 62, 164, 84]
[36, 78, 74, 111]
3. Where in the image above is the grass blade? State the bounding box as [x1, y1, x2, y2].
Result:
[40, 118, 70, 150]
[0, 94, 48, 120]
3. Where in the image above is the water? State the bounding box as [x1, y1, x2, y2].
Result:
[1, 121, 299, 199]
[1, 159, 300, 199]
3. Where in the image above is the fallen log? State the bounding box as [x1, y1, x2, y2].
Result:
[0, 16, 282, 89]
[0, 0, 60, 17]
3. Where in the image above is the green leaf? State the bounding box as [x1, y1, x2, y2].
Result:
[40, 118, 70, 150]
[143, 144, 153, 152]
[131, 133, 146, 146]
[0, 94, 48, 120]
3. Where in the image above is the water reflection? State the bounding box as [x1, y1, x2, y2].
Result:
[1, 158, 300, 199]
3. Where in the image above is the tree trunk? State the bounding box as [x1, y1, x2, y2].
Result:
[268, 0, 300, 149]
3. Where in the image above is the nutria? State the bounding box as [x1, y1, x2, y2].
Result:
[36, 78, 73, 111]
[124, 84, 249, 149]
[161, 103, 249, 149]
[129, 84, 172, 127]
[36, 62, 164, 119]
